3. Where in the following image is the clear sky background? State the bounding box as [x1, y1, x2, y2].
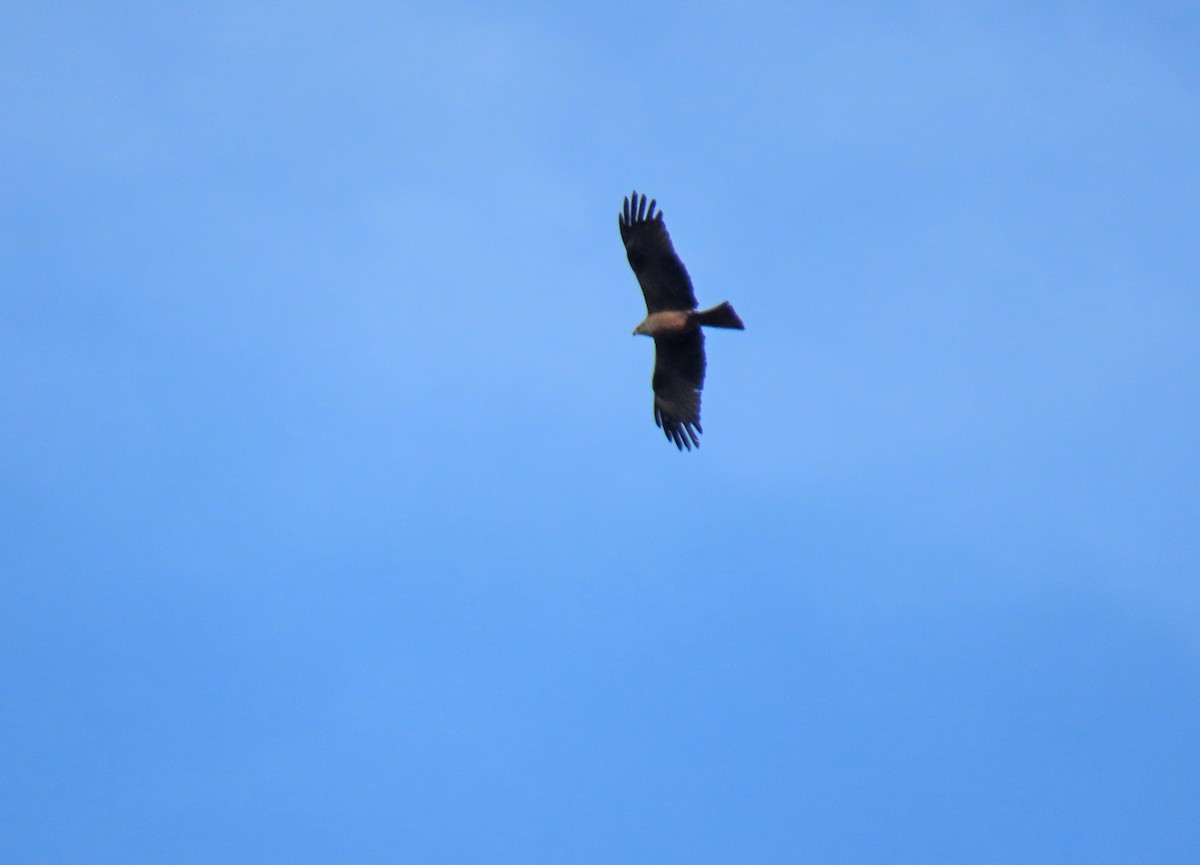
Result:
[3, 2, 1199, 862]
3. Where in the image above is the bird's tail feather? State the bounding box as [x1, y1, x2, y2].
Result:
[691, 301, 744, 330]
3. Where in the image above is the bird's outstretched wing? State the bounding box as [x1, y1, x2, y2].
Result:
[652, 330, 706, 450]
[618, 190, 698, 314]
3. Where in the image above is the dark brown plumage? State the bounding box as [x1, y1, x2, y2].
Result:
[618, 191, 744, 451]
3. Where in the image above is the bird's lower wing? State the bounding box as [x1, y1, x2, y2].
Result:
[652, 331, 706, 451]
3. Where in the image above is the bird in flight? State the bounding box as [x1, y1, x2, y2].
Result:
[619, 190, 744, 451]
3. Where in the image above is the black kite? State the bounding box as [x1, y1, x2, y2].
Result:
[618, 190, 744, 451]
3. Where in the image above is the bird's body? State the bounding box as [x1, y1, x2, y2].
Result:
[633, 310, 691, 337]
[618, 191, 744, 450]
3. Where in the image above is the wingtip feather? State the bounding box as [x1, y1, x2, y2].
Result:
[622, 189, 669, 226]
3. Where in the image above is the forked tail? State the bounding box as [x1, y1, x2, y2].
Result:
[691, 301, 744, 330]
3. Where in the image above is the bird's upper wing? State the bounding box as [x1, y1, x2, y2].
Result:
[618, 191, 698, 314]
[652, 330, 706, 450]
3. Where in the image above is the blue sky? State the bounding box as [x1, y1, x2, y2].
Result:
[3, 1, 1199, 862]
